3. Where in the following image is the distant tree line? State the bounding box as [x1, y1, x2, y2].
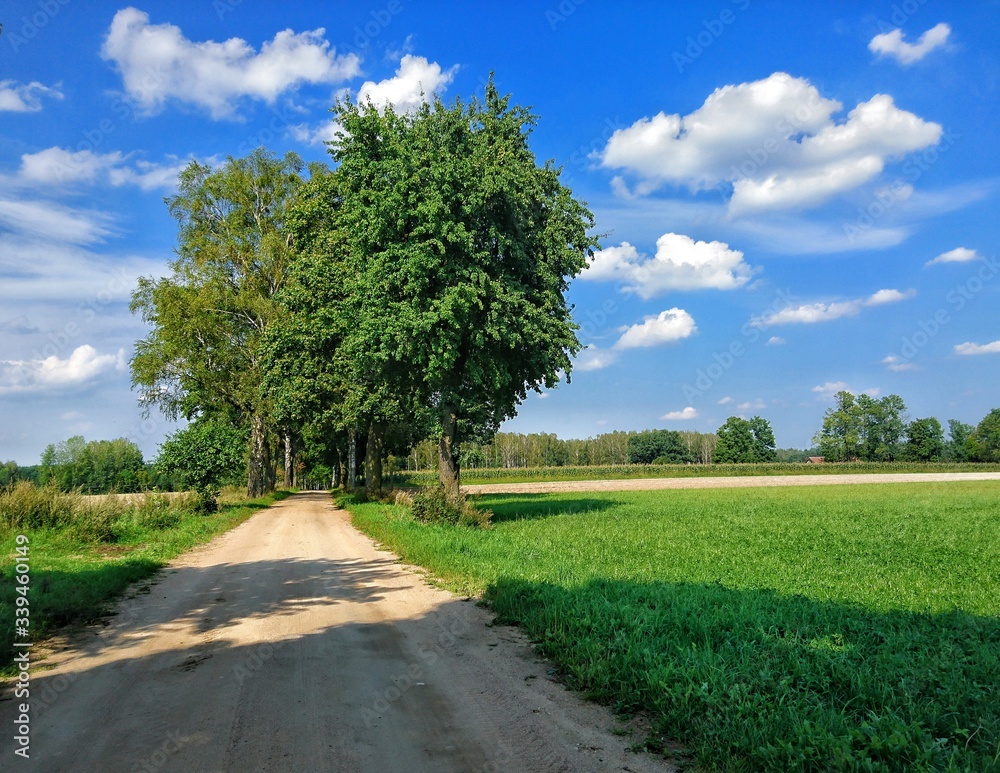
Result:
[37, 436, 146, 493]
[814, 391, 999, 462]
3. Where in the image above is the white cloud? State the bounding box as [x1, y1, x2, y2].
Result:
[756, 300, 862, 326]
[927, 247, 980, 266]
[17, 147, 189, 191]
[662, 406, 698, 421]
[19, 147, 122, 186]
[866, 288, 916, 306]
[0, 345, 125, 395]
[882, 355, 919, 372]
[718, 396, 734, 405]
[0, 198, 115, 245]
[767, 336, 785, 345]
[752, 288, 914, 326]
[599, 72, 941, 213]
[101, 7, 360, 118]
[954, 341, 1000, 356]
[356, 55, 456, 113]
[574, 346, 618, 371]
[737, 399, 767, 411]
[869, 22, 951, 65]
[613, 308, 697, 349]
[812, 381, 879, 400]
[582, 233, 757, 297]
[0, 80, 63, 112]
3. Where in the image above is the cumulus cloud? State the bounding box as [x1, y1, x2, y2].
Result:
[718, 396, 734, 405]
[882, 354, 919, 372]
[926, 247, 980, 265]
[767, 336, 785, 345]
[737, 399, 767, 411]
[598, 72, 941, 213]
[954, 340, 1000, 356]
[356, 55, 456, 113]
[582, 233, 757, 298]
[867, 288, 916, 306]
[16, 147, 191, 191]
[812, 381, 879, 400]
[869, 22, 951, 65]
[0, 345, 125, 395]
[574, 346, 618, 372]
[0, 80, 63, 112]
[752, 288, 914, 326]
[101, 7, 360, 118]
[614, 308, 697, 349]
[289, 55, 455, 145]
[662, 406, 698, 421]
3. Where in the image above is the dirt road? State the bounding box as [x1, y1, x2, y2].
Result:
[463, 471, 1000, 495]
[2, 493, 671, 772]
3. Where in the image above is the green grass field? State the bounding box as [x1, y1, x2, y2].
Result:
[398, 461, 1000, 486]
[0, 489, 290, 673]
[344, 482, 1000, 770]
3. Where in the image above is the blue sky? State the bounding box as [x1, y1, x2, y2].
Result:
[1, 1, 998, 464]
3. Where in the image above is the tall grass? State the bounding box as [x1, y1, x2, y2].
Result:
[0, 481, 197, 541]
[344, 483, 1000, 770]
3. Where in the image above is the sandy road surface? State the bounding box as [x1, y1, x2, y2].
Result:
[1, 493, 671, 773]
[463, 471, 1000, 495]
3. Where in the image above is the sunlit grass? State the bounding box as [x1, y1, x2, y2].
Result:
[344, 482, 1000, 770]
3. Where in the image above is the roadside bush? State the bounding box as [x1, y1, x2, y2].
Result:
[410, 486, 493, 528]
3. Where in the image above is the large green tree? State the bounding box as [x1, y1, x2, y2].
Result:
[946, 419, 974, 462]
[626, 430, 693, 465]
[815, 391, 907, 461]
[131, 149, 309, 496]
[713, 416, 777, 463]
[903, 417, 945, 461]
[321, 81, 598, 494]
[968, 408, 1000, 462]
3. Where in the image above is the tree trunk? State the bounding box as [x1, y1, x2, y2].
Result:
[365, 423, 384, 498]
[438, 403, 460, 496]
[332, 451, 342, 490]
[285, 429, 295, 488]
[247, 413, 269, 498]
[347, 429, 357, 489]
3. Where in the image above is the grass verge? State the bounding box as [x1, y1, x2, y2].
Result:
[342, 482, 1000, 770]
[398, 461, 1000, 486]
[1, 486, 291, 673]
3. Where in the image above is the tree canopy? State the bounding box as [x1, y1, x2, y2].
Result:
[264, 80, 598, 494]
[713, 416, 777, 463]
[131, 149, 310, 496]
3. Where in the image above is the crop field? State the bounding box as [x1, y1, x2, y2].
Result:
[344, 482, 1000, 770]
[398, 461, 1000, 486]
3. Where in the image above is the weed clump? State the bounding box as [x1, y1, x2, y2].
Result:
[410, 486, 492, 528]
